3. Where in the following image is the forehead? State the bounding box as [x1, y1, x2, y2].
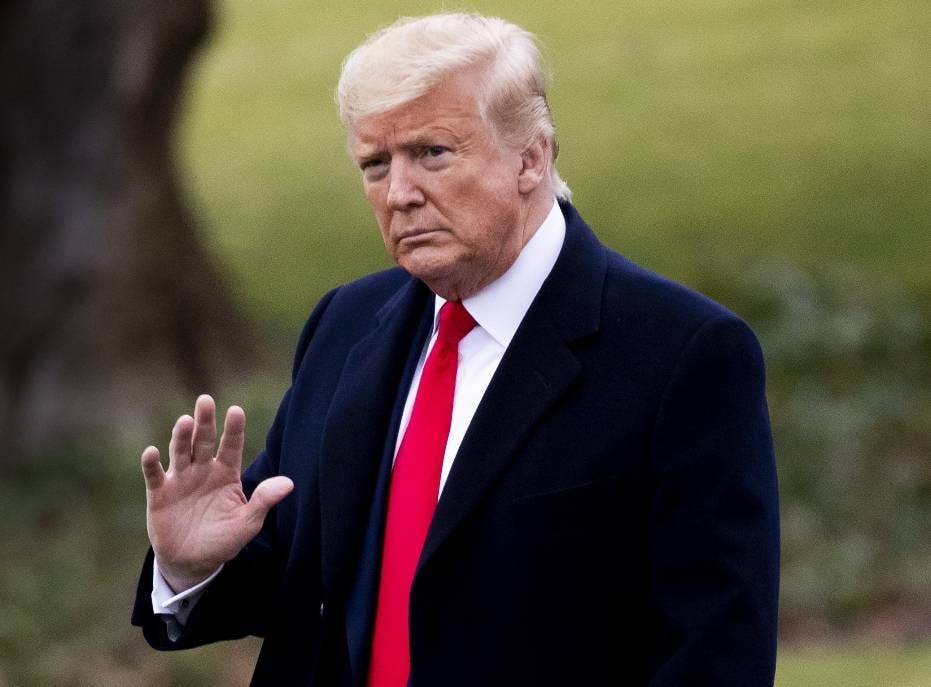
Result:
[350, 69, 488, 155]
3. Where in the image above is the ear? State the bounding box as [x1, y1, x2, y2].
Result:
[517, 136, 550, 195]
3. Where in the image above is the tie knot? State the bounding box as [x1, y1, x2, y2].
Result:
[437, 301, 477, 345]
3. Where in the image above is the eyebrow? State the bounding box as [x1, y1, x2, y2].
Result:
[399, 135, 445, 150]
[354, 131, 457, 161]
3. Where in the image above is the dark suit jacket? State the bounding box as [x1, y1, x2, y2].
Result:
[134, 203, 780, 686]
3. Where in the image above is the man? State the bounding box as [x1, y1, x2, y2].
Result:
[133, 13, 779, 686]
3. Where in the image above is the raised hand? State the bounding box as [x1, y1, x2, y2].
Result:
[141, 395, 294, 592]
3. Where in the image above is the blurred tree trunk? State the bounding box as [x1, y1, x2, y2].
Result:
[0, 0, 252, 458]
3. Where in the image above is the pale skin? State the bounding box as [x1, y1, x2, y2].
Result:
[142, 64, 553, 591]
[141, 395, 293, 591]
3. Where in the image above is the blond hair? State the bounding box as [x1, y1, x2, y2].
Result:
[337, 13, 571, 201]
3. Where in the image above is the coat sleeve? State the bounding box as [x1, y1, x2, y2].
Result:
[131, 287, 340, 650]
[646, 314, 780, 686]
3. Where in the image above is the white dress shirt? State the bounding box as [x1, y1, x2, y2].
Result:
[396, 198, 566, 495]
[152, 199, 566, 631]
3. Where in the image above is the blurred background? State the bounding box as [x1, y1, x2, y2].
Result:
[1, 1, 928, 684]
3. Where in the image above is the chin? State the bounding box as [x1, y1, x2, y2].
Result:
[396, 245, 481, 296]
[399, 262, 455, 298]
[402, 261, 449, 285]
[398, 250, 447, 279]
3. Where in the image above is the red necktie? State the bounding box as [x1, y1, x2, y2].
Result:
[367, 301, 477, 687]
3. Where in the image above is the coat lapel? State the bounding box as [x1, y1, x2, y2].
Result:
[318, 277, 432, 602]
[418, 204, 608, 572]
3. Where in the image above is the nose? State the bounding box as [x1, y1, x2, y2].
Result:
[386, 158, 426, 210]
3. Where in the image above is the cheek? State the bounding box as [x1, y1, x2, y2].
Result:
[364, 186, 391, 239]
[363, 183, 384, 211]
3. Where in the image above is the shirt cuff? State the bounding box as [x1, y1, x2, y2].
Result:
[151, 559, 223, 640]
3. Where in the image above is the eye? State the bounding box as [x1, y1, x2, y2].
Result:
[360, 157, 386, 170]
[418, 145, 450, 168]
[360, 157, 389, 180]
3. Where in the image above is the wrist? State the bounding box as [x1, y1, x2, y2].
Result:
[156, 561, 215, 594]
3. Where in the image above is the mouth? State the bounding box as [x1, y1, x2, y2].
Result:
[396, 228, 444, 243]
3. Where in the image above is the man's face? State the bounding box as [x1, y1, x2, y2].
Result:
[350, 68, 533, 301]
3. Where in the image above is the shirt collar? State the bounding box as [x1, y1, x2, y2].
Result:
[433, 198, 566, 347]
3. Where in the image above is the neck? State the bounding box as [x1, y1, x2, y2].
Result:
[518, 190, 556, 250]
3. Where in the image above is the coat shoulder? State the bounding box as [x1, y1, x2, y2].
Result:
[560, 202, 743, 336]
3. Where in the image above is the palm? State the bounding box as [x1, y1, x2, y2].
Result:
[141, 395, 293, 590]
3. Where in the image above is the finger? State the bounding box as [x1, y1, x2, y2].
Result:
[191, 394, 217, 463]
[216, 405, 246, 471]
[141, 446, 165, 490]
[169, 414, 194, 471]
[246, 476, 295, 524]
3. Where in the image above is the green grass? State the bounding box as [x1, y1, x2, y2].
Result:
[178, 0, 930, 335]
[777, 643, 931, 687]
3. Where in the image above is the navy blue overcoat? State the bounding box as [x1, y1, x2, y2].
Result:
[134, 203, 780, 686]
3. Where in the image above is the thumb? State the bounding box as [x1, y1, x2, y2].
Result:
[247, 476, 295, 521]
